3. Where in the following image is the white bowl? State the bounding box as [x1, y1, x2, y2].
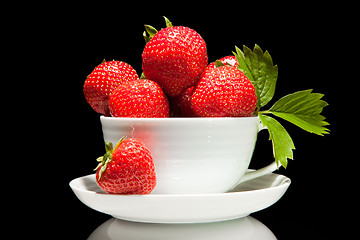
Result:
[100, 116, 277, 194]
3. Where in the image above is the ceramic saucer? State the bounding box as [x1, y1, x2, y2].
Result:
[70, 171, 290, 224]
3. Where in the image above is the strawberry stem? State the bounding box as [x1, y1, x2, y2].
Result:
[143, 25, 158, 43]
[94, 141, 113, 180]
[94, 137, 127, 180]
[143, 17, 173, 43]
[164, 16, 173, 27]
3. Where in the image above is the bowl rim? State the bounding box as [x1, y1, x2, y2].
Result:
[100, 115, 260, 122]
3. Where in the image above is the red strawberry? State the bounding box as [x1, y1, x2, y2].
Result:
[142, 26, 208, 97]
[171, 86, 196, 117]
[109, 79, 170, 118]
[202, 56, 239, 77]
[95, 137, 156, 194]
[83, 60, 139, 116]
[217, 55, 238, 67]
[170, 56, 238, 117]
[191, 66, 257, 117]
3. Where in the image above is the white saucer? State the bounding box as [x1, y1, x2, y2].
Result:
[70, 172, 290, 224]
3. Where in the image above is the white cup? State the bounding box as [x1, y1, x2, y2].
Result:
[100, 116, 277, 194]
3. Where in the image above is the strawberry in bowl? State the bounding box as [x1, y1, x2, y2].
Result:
[191, 65, 257, 117]
[109, 79, 170, 118]
[83, 60, 139, 116]
[142, 19, 208, 97]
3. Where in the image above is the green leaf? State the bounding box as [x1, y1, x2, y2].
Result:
[143, 25, 158, 43]
[163, 16, 173, 27]
[140, 72, 146, 79]
[95, 141, 114, 180]
[267, 89, 330, 136]
[233, 45, 278, 109]
[144, 17, 172, 43]
[94, 138, 128, 180]
[105, 141, 113, 152]
[143, 31, 150, 43]
[234, 46, 259, 111]
[214, 60, 225, 68]
[258, 113, 295, 168]
[233, 46, 255, 83]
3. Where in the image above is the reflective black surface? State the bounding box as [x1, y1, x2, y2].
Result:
[88, 216, 276, 240]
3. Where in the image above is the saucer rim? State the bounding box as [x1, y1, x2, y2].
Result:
[70, 171, 290, 223]
[70, 172, 290, 197]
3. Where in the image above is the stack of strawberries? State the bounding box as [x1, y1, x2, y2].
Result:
[83, 17, 258, 195]
[83, 17, 257, 119]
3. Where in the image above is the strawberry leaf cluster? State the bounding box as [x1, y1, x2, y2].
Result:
[234, 45, 329, 168]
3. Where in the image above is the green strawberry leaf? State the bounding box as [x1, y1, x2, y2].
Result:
[259, 89, 329, 168]
[215, 60, 225, 67]
[233, 45, 329, 168]
[144, 17, 173, 43]
[164, 16, 173, 27]
[265, 89, 330, 136]
[233, 44, 278, 109]
[94, 141, 114, 180]
[258, 113, 295, 168]
[233, 46, 255, 88]
[143, 25, 158, 43]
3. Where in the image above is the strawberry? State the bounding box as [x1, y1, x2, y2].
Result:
[170, 56, 238, 117]
[109, 79, 170, 118]
[201, 56, 239, 77]
[142, 25, 208, 97]
[217, 55, 238, 67]
[191, 65, 257, 117]
[95, 137, 156, 194]
[83, 60, 139, 116]
[171, 86, 196, 117]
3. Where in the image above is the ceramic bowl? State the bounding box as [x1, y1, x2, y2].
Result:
[100, 116, 277, 194]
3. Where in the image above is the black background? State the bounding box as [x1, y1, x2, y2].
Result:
[25, 2, 352, 239]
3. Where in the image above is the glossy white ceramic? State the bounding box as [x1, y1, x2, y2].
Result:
[69, 172, 290, 224]
[100, 116, 277, 194]
[88, 216, 277, 240]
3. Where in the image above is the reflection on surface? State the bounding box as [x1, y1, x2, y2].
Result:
[88, 216, 276, 240]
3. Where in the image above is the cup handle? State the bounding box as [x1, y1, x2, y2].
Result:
[237, 122, 278, 184]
